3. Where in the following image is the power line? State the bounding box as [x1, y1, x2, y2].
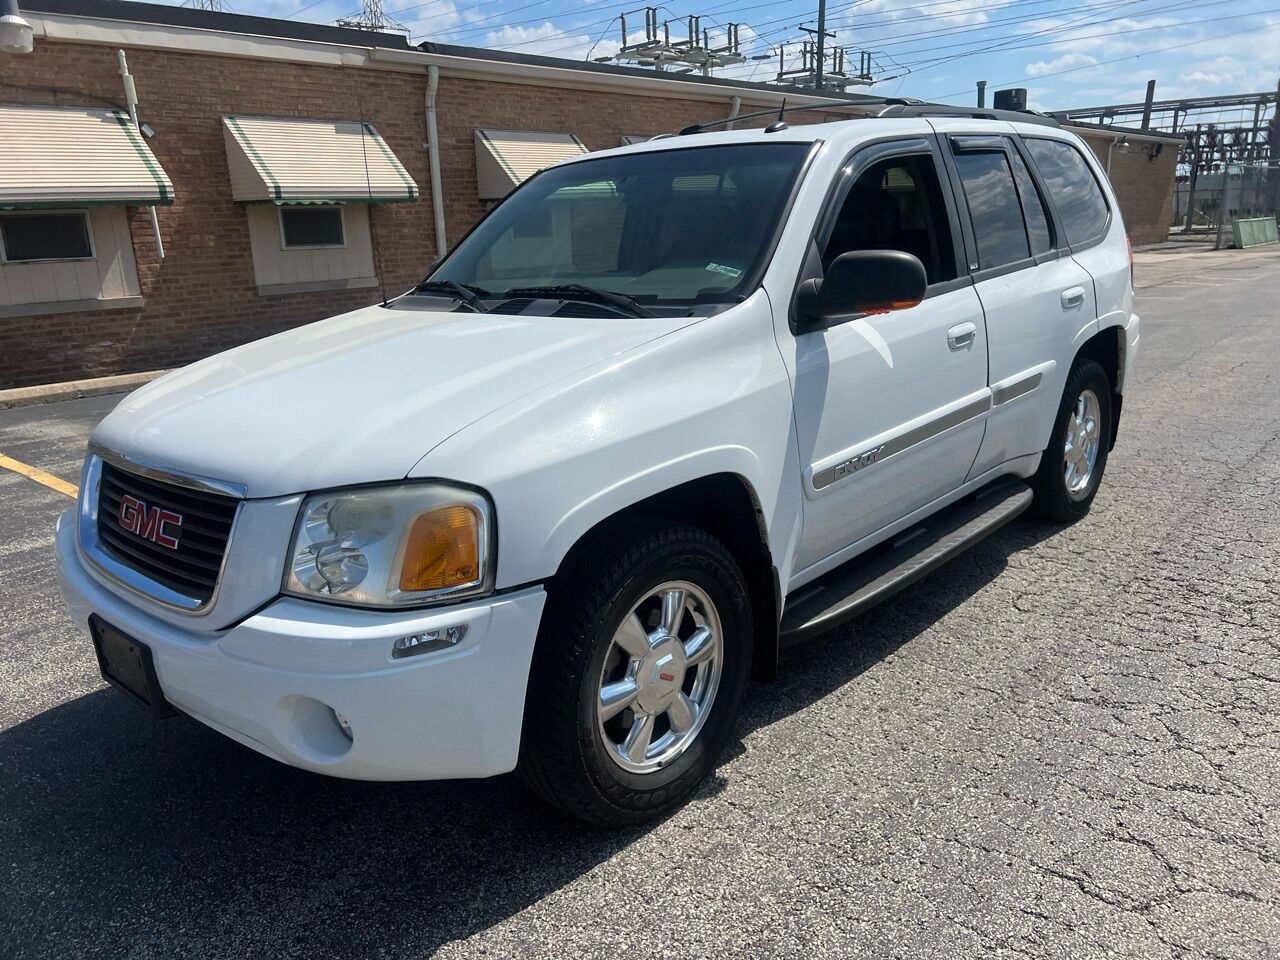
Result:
[929, 20, 1280, 100]
[894, 2, 1279, 72]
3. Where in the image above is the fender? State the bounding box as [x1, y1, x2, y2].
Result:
[411, 292, 804, 591]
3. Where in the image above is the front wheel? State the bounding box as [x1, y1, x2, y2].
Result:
[517, 520, 752, 825]
[1029, 357, 1113, 522]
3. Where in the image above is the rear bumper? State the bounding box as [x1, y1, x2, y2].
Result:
[56, 509, 545, 780]
[1122, 312, 1140, 390]
[1113, 312, 1140, 448]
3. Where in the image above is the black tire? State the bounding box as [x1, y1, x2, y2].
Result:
[1029, 357, 1113, 522]
[517, 518, 752, 826]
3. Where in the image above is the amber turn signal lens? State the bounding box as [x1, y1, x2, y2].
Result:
[399, 505, 481, 592]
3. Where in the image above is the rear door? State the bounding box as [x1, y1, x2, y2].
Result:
[938, 128, 1098, 477]
[1021, 134, 1132, 338]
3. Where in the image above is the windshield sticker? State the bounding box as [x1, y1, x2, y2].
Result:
[705, 262, 742, 279]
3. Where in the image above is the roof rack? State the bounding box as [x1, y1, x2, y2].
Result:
[679, 97, 922, 135]
[674, 98, 1060, 138]
[876, 104, 1061, 127]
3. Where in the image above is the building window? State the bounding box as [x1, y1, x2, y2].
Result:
[0, 212, 93, 263]
[279, 206, 345, 249]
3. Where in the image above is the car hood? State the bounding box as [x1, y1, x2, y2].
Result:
[93, 301, 696, 498]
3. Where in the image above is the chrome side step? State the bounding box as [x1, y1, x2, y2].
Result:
[778, 478, 1033, 647]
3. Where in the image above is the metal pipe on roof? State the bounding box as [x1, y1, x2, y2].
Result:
[117, 50, 165, 259]
[726, 95, 741, 130]
[0, 0, 33, 54]
[425, 64, 447, 257]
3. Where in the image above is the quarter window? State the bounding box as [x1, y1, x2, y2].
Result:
[279, 206, 345, 248]
[0, 212, 92, 262]
[1024, 139, 1110, 246]
[952, 151, 1030, 270]
[1008, 148, 1054, 255]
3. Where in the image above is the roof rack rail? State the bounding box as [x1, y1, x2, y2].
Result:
[679, 97, 921, 136]
[877, 104, 1061, 128]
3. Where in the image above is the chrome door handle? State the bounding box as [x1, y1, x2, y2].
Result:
[947, 322, 977, 349]
[1061, 286, 1086, 308]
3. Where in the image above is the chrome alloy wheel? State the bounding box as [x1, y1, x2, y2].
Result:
[1064, 387, 1102, 500]
[595, 581, 724, 774]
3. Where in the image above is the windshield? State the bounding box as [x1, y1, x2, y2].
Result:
[428, 143, 812, 306]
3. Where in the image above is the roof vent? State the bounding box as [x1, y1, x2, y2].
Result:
[993, 88, 1028, 112]
[0, 0, 34, 54]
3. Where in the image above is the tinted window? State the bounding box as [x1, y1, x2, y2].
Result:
[824, 153, 957, 285]
[281, 206, 344, 247]
[432, 143, 811, 305]
[1025, 139, 1110, 246]
[1, 213, 92, 262]
[953, 151, 1030, 270]
[1008, 148, 1053, 255]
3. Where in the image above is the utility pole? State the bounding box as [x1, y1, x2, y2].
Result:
[815, 0, 826, 91]
[976, 80, 987, 107]
[1140, 79, 1156, 130]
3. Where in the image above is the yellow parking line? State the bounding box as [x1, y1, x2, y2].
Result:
[0, 452, 78, 499]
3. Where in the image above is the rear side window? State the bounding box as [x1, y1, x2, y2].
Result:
[1025, 139, 1110, 246]
[1008, 149, 1053, 255]
[952, 151, 1029, 270]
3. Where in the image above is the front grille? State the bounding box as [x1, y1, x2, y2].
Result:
[97, 461, 239, 604]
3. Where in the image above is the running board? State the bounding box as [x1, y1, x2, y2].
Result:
[779, 478, 1033, 647]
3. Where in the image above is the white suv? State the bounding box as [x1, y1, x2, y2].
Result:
[57, 107, 1138, 825]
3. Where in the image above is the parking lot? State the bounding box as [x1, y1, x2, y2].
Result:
[1, 243, 1278, 959]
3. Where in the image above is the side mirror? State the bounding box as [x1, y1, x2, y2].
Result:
[793, 250, 927, 334]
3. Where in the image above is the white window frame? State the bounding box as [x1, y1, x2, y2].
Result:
[0, 209, 96, 264]
[277, 205, 347, 251]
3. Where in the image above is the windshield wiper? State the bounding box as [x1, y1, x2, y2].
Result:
[501, 283, 655, 319]
[414, 280, 491, 313]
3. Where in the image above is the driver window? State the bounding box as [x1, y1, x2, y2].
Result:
[823, 153, 957, 286]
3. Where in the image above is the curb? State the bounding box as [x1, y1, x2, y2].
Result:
[0, 370, 170, 410]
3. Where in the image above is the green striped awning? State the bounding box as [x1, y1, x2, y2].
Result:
[222, 115, 418, 205]
[0, 103, 173, 208]
[474, 130, 588, 201]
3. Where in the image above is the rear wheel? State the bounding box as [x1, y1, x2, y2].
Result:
[1030, 357, 1112, 521]
[518, 519, 751, 825]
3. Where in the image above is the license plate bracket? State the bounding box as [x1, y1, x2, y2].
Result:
[89, 615, 176, 718]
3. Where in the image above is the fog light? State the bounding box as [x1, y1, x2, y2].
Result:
[391, 623, 469, 659]
[332, 709, 354, 741]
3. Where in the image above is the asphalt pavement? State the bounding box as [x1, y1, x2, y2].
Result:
[1, 244, 1278, 959]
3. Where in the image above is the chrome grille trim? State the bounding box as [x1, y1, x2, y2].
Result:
[77, 451, 244, 615]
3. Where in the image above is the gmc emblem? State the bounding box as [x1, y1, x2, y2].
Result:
[118, 494, 183, 550]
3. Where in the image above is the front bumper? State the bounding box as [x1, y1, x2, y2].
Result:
[56, 509, 545, 780]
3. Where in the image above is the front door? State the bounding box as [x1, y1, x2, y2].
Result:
[789, 138, 990, 579]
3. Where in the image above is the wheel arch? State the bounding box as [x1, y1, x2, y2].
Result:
[1075, 324, 1124, 450]
[550, 472, 781, 681]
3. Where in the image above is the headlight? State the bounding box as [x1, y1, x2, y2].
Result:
[283, 483, 493, 607]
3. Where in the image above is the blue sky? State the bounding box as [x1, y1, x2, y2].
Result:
[167, 0, 1278, 113]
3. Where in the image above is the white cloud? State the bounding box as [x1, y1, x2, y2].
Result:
[485, 22, 596, 58]
[1025, 53, 1098, 77]
[853, 0, 993, 27]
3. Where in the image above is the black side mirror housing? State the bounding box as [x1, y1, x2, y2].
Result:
[793, 250, 928, 334]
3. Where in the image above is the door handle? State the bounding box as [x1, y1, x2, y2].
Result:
[947, 322, 977, 349]
[1061, 286, 1086, 308]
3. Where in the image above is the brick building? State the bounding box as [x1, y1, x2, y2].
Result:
[0, 0, 1182, 389]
